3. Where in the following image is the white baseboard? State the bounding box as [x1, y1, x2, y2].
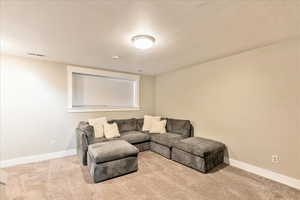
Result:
[1, 150, 299, 190]
[225, 158, 300, 190]
[0, 149, 76, 168]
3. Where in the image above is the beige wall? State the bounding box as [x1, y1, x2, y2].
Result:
[1, 38, 300, 180]
[0, 55, 155, 161]
[155, 39, 300, 179]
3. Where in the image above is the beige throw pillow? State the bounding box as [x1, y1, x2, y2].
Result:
[150, 120, 167, 134]
[88, 117, 107, 138]
[103, 122, 120, 139]
[143, 115, 161, 131]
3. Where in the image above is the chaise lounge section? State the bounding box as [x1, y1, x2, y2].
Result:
[150, 118, 193, 159]
[172, 137, 225, 173]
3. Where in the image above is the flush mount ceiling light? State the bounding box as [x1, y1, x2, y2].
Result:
[132, 35, 155, 49]
[112, 55, 120, 59]
[27, 53, 45, 57]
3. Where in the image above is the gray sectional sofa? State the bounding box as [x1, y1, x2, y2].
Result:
[76, 118, 194, 166]
[77, 117, 225, 183]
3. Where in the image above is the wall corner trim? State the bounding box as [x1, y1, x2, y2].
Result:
[225, 157, 300, 190]
[0, 149, 76, 168]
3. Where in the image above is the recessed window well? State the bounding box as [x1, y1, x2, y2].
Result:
[67, 66, 140, 112]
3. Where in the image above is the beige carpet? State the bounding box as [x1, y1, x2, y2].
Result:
[2, 151, 300, 200]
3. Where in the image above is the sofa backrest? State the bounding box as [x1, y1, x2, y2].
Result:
[109, 118, 137, 133]
[135, 117, 193, 137]
[78, 117, 193, 138]
[166, 118, 192, 137]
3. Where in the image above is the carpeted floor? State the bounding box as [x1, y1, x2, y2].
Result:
[2, 151, 300, 200]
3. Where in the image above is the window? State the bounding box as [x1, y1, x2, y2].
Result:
[67, 66, 140, 112]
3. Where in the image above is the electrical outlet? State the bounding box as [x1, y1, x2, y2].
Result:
[272, 155, 280, 163]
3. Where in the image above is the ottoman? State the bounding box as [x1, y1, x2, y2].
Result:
[87, 140, 139, 183]
[172, 137, 225, 173]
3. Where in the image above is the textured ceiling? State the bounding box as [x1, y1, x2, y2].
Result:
[1, 0, 300, 75]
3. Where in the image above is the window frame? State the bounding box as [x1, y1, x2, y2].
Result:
[67, 66, 140, 112]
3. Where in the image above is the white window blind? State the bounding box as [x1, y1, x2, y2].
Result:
[72, 73, 135, 108]
[68, 66, 140, 112]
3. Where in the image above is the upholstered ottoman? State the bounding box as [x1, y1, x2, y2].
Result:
[172, 137, 225, 173]
[87, 140, 139, 183]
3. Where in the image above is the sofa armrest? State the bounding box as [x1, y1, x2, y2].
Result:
[190, 124, 194, 137]
[76, 128, 88, 150]
[76, 128, 89, 165]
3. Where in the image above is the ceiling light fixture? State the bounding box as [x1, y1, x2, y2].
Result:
[132, 35, 155, 49]
[27, 53, 45, 57]
[112, 55, 120, 59]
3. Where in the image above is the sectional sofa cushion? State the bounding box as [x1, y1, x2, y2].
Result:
[172, 137, 225, 157]
[150, 120, 167, 134]
[110, 118, 137, 133]
[126, 118, 169, 132]
[89, 131, 150, 145]
[89, 137, 109, 144]
[150, 132, 184, 147]
[143, 115, 161, 131]
[103, 122, 120, 139]
[166, 118, 192, 137]
[120, 131, 150, 144]
[88, 117, 107, 138]
[88, 140, 138, 164]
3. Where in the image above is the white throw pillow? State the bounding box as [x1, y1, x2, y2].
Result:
[103, 122, 120, 139]
[150, 120, 167, 134]
[142, 115, 161, 131]
[88, 117, 107, 138]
